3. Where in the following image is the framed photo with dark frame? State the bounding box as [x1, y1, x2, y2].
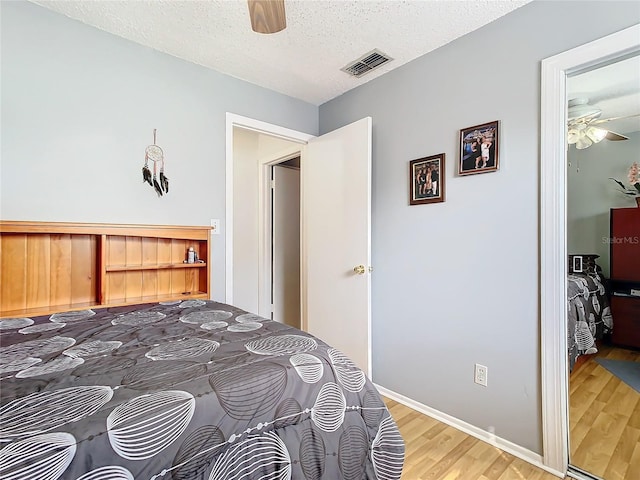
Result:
[409, 153, 445, 205]
[459, 120, 499, 175]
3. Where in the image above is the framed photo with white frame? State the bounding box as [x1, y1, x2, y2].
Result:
[572, 255, 583, 273]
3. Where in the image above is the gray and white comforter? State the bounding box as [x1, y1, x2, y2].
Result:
[567, 273, 612, 371]
[0, 300, 404, 480]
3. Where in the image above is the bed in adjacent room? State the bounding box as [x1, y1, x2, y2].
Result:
[0, 222, 404, 480]
[567, 254, 613, 371]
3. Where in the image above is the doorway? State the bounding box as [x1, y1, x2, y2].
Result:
[271, 159, 301, 329]
[540, 24, 640, 477]
[226, 113, 374, 375]
[565, 56, 640, 479]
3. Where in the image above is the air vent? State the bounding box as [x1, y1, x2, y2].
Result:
[341, 49, 393, 78]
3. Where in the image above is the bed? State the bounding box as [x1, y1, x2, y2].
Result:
[0, 222, 404, 480]
[567, 255, 613, 371]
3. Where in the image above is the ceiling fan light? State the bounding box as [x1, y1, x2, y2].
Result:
[575, 135, 592, 150]
[567, 128, 580, 144]
[586, 126, 608, 143]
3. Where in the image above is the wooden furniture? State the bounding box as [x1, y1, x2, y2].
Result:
[609, 208, 640, 349]
[0, 221, 211, 318]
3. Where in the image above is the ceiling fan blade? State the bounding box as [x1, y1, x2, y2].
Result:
[248, 0, 286, 34]
[605, 130, 629, 141]
[591, 113, 640, 125]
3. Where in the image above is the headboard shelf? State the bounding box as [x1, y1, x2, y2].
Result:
[0, 221, 211, 318]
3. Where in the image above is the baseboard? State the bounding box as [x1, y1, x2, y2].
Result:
[375, 384, 565, 479]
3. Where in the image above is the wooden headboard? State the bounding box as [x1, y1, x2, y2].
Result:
[0, 221, 211, 318]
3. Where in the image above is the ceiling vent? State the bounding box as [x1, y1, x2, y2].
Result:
[341, 49, 393, 78]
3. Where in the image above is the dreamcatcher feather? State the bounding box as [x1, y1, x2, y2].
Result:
[143, 129, 169, 197]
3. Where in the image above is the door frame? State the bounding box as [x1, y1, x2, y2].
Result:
[540, 24, 640, 474]
[225, 113, 314, 306]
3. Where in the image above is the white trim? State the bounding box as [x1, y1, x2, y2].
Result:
[540, 24, 640, 474]
[225, 113, 314, 305]
[377, 385, 565, 479]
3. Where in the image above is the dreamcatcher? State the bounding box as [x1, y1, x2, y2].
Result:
[142, 129, 169, 196]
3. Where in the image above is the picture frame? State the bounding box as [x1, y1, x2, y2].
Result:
[572, 255, 583, 273]
[459, 120, 499, 175]
[409, 153, 445, 205]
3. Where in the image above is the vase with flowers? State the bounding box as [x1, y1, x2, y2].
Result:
[610, 162, 640, 207]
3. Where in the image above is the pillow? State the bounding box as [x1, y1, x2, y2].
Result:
[568, 254, 601, 275]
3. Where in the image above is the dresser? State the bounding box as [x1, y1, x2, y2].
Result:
[610, 208, 640, 349]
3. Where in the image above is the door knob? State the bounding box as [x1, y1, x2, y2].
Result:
[353, 265, 366, 275]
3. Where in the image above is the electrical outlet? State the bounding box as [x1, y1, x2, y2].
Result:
[474, 364, 488, 387]
[210, 219, 220, 235]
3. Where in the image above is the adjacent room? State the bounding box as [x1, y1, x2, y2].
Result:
[1, 1, 639, 479]
[565, 57, 640, 478]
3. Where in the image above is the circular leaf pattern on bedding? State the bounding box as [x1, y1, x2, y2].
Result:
[178, 300, 207, 308]
[274, 398, 302, 429]
[311, 382, 345, 433]
[15, 356, 84, 378]
[180, 310, 233, 324]
[107, 390, 195, 461]
[72, 356, 136, 378]
[235, 313, 265, 323]
[338, 426, 369, 480]
[290, 353, 324, 384]
[200, 321, 229, 331]
[0, 432, 76, 480]
[171, 425, 226, 480]
[245, 334, 317, 356]
[50, 310, 95, 323]
[0, 336, 76, 363]
[208, 431, 291, 480]
[75, 466, 134, 480]
[0, 318, 34, 330]
[371, 415, 405, 480]
[19, 322, 66, 334]
[227, 322, 262, 333]
[145, 338, 219, 361]
[0, 385, 113, 441]
[111, 311, 166, 326]
[299, 427, 326, 480]
[121, 361, 208, 391]
[209, 362, 287, 420]
[328, 348, 365, 392]
[0, 357, 42, 374]
[63, 340, 122, 359]
[362, 390, 385, 428]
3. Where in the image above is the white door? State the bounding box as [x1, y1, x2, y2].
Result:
[272, 165, 301, 328]
[302, 117, 372, 375]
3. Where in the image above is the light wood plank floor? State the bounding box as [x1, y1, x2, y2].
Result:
[569, 344, 640, 479]
[383, 397, 565, 480]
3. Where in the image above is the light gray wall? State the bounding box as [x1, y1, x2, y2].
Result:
[568, 132, 640, 277]
[0, 1, 318, 301]
[319, 0, 639, 454]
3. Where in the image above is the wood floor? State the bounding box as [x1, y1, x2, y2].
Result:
[569, 344, 640, 479]
[383, 397, 564, 480]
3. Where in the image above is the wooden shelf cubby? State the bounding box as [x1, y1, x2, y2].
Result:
[0, 221, 211, 318]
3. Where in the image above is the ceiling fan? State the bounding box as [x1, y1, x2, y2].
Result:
[248, 0, 286, 34]
[567, 97, 636, 150]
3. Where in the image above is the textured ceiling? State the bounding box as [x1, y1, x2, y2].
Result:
[30, 0, 532, 105]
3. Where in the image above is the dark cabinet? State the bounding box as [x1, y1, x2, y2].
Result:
[610, 208, 640, 349]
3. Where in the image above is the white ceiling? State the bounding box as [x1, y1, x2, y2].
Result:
[30, 0, 532, 105]
[568, 55, 640, 135]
